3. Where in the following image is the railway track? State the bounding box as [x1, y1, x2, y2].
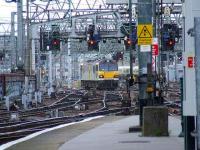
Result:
[0, 91, 102, 124]
[0, 90, 133, 145]
[0, 88, 181, 145]
[18, 92, 90, 118]
[0, 106, 135, 145]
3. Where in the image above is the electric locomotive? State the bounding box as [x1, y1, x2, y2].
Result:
[80, 59, 119, 90]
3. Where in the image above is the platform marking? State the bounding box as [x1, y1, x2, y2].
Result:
[0, 116, 104, 150]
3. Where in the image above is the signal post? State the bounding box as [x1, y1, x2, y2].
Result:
[137, 0, 153, 126]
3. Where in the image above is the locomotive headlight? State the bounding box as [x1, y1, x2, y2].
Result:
[114, 75, 119, 78]
[99, 75, 104, 78]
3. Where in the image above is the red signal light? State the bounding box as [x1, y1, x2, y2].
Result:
[127, 39, 131, 45]
[51, 39, 60, 50]
[88, 40, 96, 45]
[90, 40, 94, 45]
[168, 39, 175, 46]
[52, 39, 59, 45]
[87, 39, 99, 51]
[124, 38, 132, 51]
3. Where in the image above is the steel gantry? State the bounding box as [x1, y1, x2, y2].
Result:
[1, 0, 183, 55]
[0, 0, 183, 88]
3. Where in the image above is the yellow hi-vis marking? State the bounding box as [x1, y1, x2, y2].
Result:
[137, 24, 153, 45]
[139, 26, 152, 38]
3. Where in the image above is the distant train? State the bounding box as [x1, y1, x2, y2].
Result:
[98, 59, 119, 79]
[80, 59, 119, 90]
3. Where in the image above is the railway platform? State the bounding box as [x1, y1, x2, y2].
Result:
[3, 115, 183, 150]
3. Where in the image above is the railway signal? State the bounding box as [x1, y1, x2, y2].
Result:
[40, 31, 50, 51]
[162, 24, 178, 51]
[51, 38, 60, 51]
[50, 25, 60, 51]
[87, 39, 99, 51]
[87, 25, 99, 51]
[124, 27, 137, 51]
[167, 38, 175, 50]
[40, 25, 60, 51]
[124, 36, 132, 51]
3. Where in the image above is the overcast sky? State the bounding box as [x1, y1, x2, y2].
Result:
[0, 0, 17, 22]
[0, 0, 104, 23]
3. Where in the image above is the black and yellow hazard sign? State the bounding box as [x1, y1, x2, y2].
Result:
[137, 24, 153, 45]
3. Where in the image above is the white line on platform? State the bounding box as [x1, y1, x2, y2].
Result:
[0, 116, 104, 150]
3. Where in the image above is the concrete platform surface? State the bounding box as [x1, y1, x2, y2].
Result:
[4, 115, 183, 150]
[5, 116, 126, 150]
[59, 116, 183, 150]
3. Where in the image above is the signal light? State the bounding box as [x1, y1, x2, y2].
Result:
[51, 25, 60, 51]
[88, 40, 95, 45]
[51, 38, 60, 50]
[40, 31, 50, 51]
[162, 24, 177, 51]
[168, 39, 174, 46]
[167, 39, 175, 50]
[124, 37, 132, 51]
[87, 29, 100, 51]
[52, 39, 59, 45]
[90, 40, 94, 45]
[127, 39, 131, 45]
[87, 40, 99, 51]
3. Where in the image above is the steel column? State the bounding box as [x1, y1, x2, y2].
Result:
[129, 0, 133, 88]
[17, 0, 24, 66]
[138, 0, 153, 126]
[11, 12, 16, 67]
[67, 38, 72, 88]
[48, 51, 53, 89]
[195, 17, 200, 150]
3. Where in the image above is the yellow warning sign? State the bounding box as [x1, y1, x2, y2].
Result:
[137, 24, 153, 45]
